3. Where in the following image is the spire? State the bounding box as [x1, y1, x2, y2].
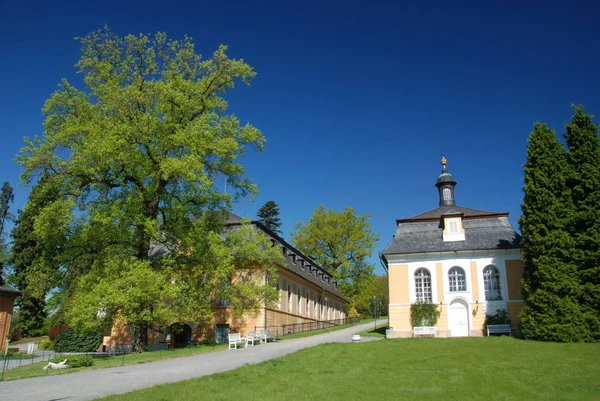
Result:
[435, 156, 457, 207]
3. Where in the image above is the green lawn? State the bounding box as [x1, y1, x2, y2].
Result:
[98, 337, 600, 401]
[357, 322, 388, 337]
[1, 343, 227, 381]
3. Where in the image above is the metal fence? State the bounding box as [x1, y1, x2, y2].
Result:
[253, 317, 360, 338]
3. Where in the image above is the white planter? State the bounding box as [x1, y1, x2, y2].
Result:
[351, 334, 361, 342]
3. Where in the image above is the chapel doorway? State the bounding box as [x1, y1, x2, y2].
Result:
[449, 299, 469, 337]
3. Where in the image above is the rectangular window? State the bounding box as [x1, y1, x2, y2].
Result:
[215, 324, 230, 344]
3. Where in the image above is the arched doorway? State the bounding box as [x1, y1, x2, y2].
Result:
[169, 323, 192, 348]
[449, 299, 469, 337]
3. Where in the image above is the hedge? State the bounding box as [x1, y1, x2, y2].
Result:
[54, 328, 103, 352]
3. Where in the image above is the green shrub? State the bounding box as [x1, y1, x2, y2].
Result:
[54, 328, 103, 352]
[410, 301, 439, 327]
[484, 309, 510, 333]
[38, 338, 54, 350]
[51, 355, 95, 368]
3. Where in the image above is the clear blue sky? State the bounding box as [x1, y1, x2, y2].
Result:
[2, 1, 600, 275]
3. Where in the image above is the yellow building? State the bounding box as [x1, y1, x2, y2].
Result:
[103, 215, 346, 348]
[381, 158, 523, 338]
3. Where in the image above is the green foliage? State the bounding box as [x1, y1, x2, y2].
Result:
[257, 201, 282, 235]
[564, 105, 600, 339]
[38, 338, 54, 350]
[291, 206, 379, 310]
[52, 355, 95, 368]
[53, 328, 102, 353]
[483, 309, 510, 334]
[410, 301, 438, 327]
[16, 28, 273, 350]
[520, 109, 600, 342]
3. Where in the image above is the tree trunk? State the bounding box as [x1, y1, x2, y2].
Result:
[132, 321, 149, 352]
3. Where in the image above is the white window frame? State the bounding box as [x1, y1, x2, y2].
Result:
[448, 266, 467, 292]
[414, 268, 432, 302]
[483, 265, 502, 301]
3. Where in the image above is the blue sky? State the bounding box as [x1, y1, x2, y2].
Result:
[2, 1, 600, 275]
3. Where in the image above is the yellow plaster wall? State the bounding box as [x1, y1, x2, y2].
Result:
[508, 301, 526, 329]
[437, 305, 448, 330]
[470, 261, 479, 302]
[436, 263, 443, 301]
[389, 305, 411, 331]
[506, 260, 524, 300]
[389, 264, 408, 304]
[471, 303, 485, 335]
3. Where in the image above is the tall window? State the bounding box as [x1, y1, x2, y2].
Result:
[297, 288, 301, 314]
[305, 292, 309, 316]
[287, 285, 292, 311]
[483, 265, 502, 300]
[448, 267, 466, 291]
[414, 268, 432, 302]
[443, 187, 451, 200]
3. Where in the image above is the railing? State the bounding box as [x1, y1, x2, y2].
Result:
[253, 317, 360, 338]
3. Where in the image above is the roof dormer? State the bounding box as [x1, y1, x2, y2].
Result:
[442, 214, 465, 242]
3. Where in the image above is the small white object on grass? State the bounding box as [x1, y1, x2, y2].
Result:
[43, 359, 69, 370]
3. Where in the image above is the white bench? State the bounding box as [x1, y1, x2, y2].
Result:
[260, 329, 275, 344]
[228, 333, 246, 349]
[487, 324, 511, 336]
[413, 326, 436, 337]
[245, 331, 259, 347]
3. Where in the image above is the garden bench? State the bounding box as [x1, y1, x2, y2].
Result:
[413, 326, 436, 337]
[260, 329, 275, 344]
[228, 333, 246, 349]
[245, 331, 259, 347]
[108, 344, 132, 355]
[487, 324, 511, 336]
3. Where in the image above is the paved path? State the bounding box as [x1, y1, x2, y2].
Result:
[1, 322, 383, 401]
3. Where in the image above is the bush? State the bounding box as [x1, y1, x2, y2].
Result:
[10, 331, 21, 341]
[49, 325, 70, 341]
[51, 355, 95, 368]
[38, 338, 54, 350]
[410, 301, 439, 327]
[54, 328, 103, 352]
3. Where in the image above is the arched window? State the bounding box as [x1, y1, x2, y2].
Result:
[443, 187, 451, 200]
[483, 265, 502, 300]
[414, 268, 432, 302]
[448, 267, 466, 291]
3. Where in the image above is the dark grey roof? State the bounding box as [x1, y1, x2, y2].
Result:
[383, 215, 521, 255]
[400, 206, 503, 222]
[226, 215, 345, 300]
[0, 286, 22, 298]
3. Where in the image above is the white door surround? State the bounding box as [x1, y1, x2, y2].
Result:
[449, 298, 470, 337]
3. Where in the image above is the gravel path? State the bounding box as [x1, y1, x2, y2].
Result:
[1, 322, 382, 401]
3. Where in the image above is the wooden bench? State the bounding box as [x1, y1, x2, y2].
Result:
[260, 329, 275, 344]
[487, 324, 511, 336]
[413, 326, 436, 337]
[228, 333, 246, 349]
[245, 331, 259, 347]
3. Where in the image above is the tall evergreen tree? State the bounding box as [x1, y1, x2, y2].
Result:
[564, 105, 600, 340]
[0, 181, 14, 286]
[519, 122, 590, 341]
[10, 175, 62, 336]
[257, 201, 282, 234]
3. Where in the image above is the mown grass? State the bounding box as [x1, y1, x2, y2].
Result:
[2, 343, 227, 381]
[98, 337, 600, 401]
[357, 322, 388, 337]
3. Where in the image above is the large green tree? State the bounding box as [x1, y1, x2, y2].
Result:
[17, 28, 279, 351]
[257, 200, 282, 234]
[519, 122, 590, 341]
[0, 181, 14, 286]
[291, 205, 379, 311]
[564, 105, 600, 339]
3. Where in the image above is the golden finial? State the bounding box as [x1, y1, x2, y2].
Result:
[441, 156, 447, 166]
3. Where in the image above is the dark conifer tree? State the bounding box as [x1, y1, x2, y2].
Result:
[10, 176, 62, 336]
[519, 122, 590, 341]
[0, 182, 14, 286]
[564, 105, 600, 340]
[257, 201, 282, 235]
